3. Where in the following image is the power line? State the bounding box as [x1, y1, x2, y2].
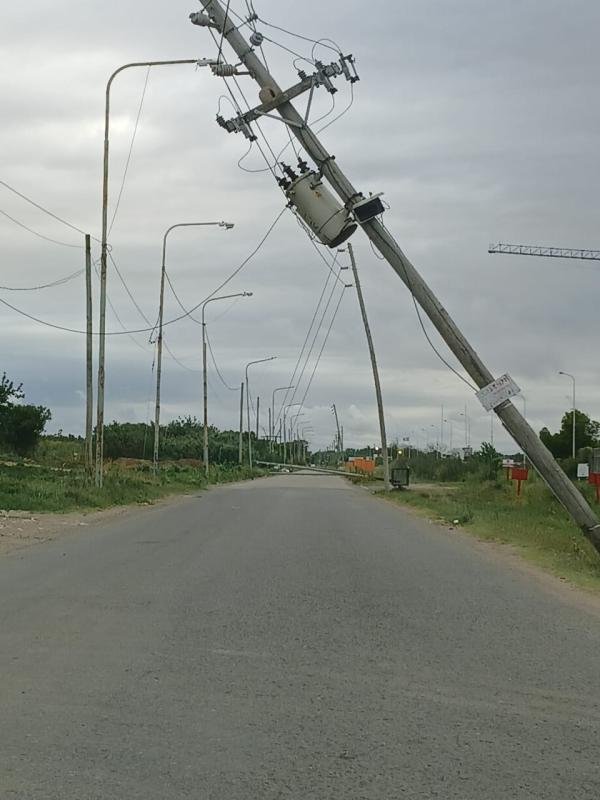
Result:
[292, 282, 347, 425]
[284, 260, 342, 416]
[108, 251, 153, 326]
[255, 14, 342, 56]
[275, 253, 341, 426]
[0, 268, 84, 291]
[205, 328, 239, 390]
[217, 0, 232, 62]
[0, 205, 286, 337]
[0, 209, 83, 249]
[108, 66, 151, 236]
[0, 179, 99, 243]
[380, 221, 477, 392]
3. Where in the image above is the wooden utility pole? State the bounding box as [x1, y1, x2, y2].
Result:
[85, 235, 93, 477]
[193, 0, 600, 549]
[238, 382, 244, 465]
[347, 243, 390, 489]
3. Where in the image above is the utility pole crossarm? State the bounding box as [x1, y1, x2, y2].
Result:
[488, 243, 600, 261]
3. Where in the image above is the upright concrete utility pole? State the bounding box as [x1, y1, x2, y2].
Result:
[271, 385, 294, 454]
[256, 396, 260, 440]
[85, 235, 93, 478]
[96, 58, 199, 487]
[348, 243, 390, 489]
[238, 382, 244, 465]
[191, 0, 600, 549]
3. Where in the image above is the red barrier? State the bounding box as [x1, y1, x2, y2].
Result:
[588, 472, 600, 503]
[510, 466, 529, 496]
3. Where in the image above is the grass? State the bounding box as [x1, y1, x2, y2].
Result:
[0, 462, 267, 514]
[378, 475, 600, 592]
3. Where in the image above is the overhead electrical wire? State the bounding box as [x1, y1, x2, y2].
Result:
[282, 260, 343, 419]
[108, 66, 151, 236]
[379, 221, 477, 392]
[291, 282, 347, 426]
[0, 205, 289, 337]
[0, 268, 84, 291]
[274, 253, 340, 426]
[205, 328, 239, 391]
[0, 209, 84, 249]
[0, 179, 99, 243]
[217, 0, 232, 62]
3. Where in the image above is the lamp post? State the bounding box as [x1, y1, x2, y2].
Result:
[444, 419, 454, 452]
[283, 403, 302, 464]
[271, 385, 294, 450]
[559, 371, 576, 459]
[246, 357, 276, 468]
[152, 220, 234, 475]
[96, 57, 201, 487]
[290, 411, 306, 460]
[300, 425, 314, 463]
[202, 291, 252, 478]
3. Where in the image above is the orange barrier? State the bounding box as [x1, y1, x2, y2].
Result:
[345, 457, 375, 475]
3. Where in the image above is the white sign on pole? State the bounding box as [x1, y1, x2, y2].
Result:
[476, 373, 521, 412]
[577, 463, 590, 479]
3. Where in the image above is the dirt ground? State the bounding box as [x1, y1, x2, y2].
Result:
[0, 507, 139, 557]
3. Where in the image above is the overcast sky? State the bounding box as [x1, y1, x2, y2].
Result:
[1, 0, 599, 453]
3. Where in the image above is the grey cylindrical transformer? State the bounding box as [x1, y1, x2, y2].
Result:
[286, 171, 357, 248]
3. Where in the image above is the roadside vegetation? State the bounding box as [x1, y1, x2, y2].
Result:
[379, 447, 600, 591]
[0, 389, 270, 513]
[0, 460, 266, 514]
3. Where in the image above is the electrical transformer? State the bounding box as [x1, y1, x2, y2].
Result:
[284, 169, 357, 248]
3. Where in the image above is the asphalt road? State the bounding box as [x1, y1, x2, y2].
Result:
[1, 474, 599, 799]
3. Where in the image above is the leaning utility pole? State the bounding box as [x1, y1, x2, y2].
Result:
[348, 243, 390, 489]
[331, 403, 342, 463]
[85, 234, 93, 478]
[190, 0, 600, 550]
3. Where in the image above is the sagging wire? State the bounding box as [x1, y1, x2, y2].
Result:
[0, 179, 101, 243]
[283, 260, 343, 418]
[291, 281, 347, 426]
[0, 268, 84, 291]
[0, 207, 286, 338]
[274, 254, 342, 427]
[206, 328, 238, 391]
[108, 66, 151, 236]
[379, 220, 477, 392]
[0, 209, 84, 249]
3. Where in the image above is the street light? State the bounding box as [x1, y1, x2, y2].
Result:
[271, 385, 294, 450]
[559, 371, 576, 459]
[202, 291, 252, 478]
[443, 419, 454, 452]
[246, 357, 276, 469]
[283, 403, 302, 464]
[152, 220, 235, 475]
[95, 57, 202, 487]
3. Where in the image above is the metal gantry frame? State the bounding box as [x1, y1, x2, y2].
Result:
[489, 243, 600, 261]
